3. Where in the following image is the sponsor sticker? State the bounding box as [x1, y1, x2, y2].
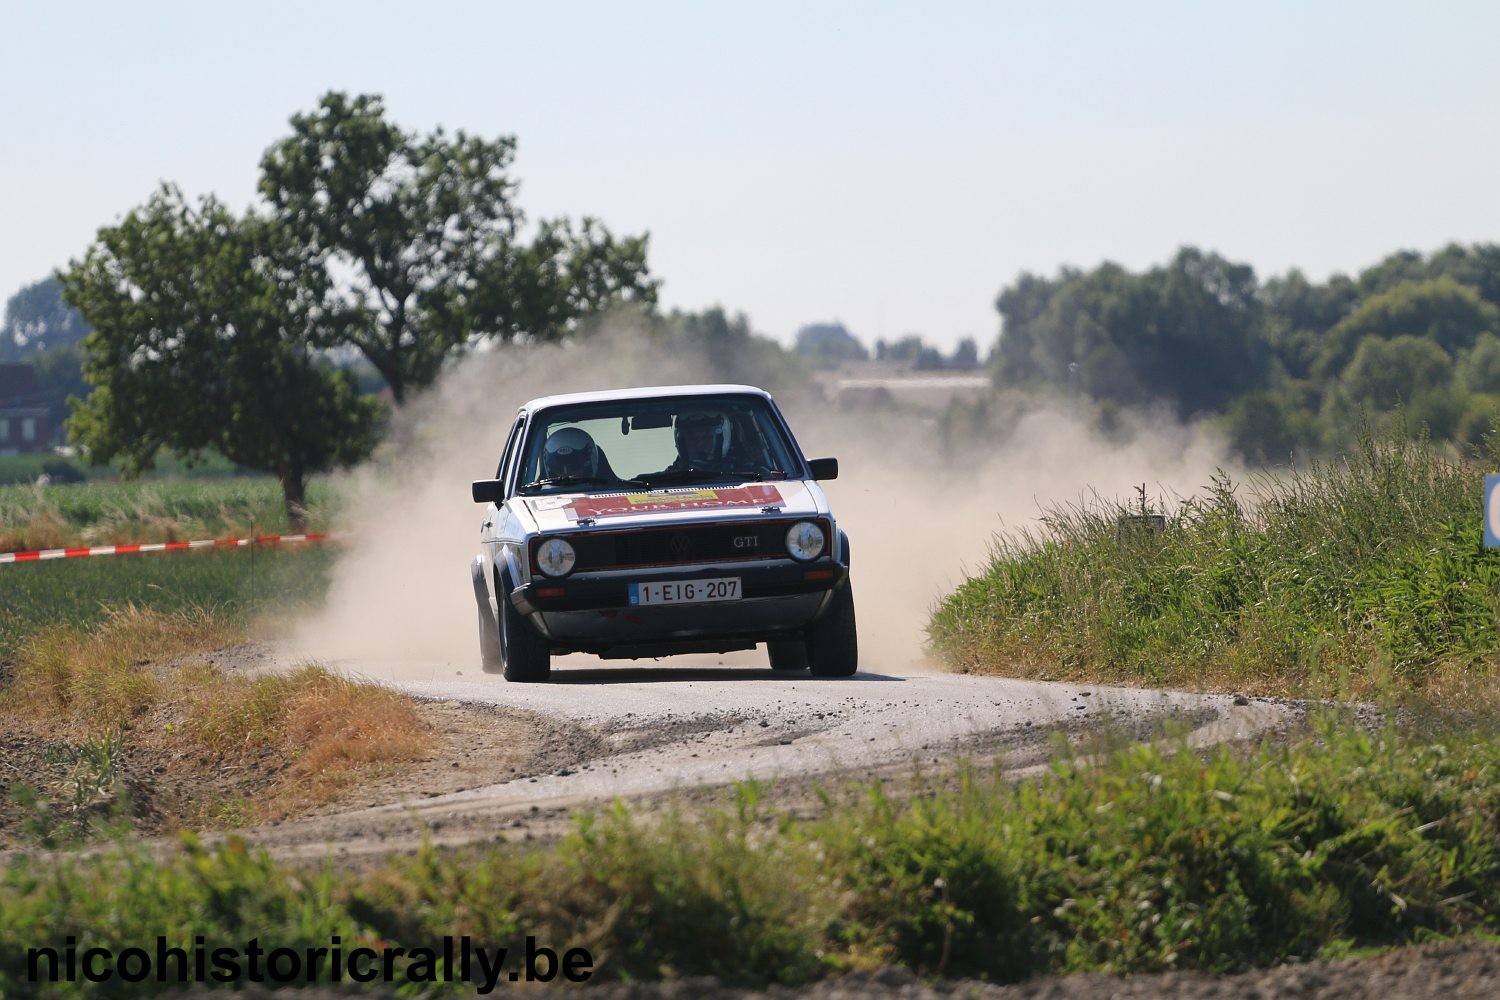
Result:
[565, 484, 784, 521]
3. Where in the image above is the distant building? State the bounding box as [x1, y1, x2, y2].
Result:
[0, 364, 51, 454]
[816, 360, 991, 411]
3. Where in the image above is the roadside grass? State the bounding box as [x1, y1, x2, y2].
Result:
[928, 424, 1500, 697]
[0, 476, 335, 553]
[4, 709, 1500, 993]
[0, 545, 335, 656]
[0, 608, 433, 844]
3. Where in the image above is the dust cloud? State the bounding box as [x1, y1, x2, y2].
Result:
[784, 398, 1241, 673]
[288, 327, 1240, 679]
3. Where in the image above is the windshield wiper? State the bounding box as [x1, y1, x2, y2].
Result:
[634, 468, 780, 487]
[520, 475, 612, 490]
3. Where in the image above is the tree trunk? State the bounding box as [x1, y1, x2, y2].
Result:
[280, 467, 308, 534]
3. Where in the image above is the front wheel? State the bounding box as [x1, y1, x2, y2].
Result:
[500, 570, 551, 683]
[807, 582, 858, 677]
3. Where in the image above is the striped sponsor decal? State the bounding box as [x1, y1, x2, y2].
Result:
[0, 533, 333, 565]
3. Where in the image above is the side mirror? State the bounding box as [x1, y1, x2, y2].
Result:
[807, 457, 839, 481]
[472, 479, 506, 504]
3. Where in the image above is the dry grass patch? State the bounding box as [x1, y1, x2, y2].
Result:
[0, 502, 68, 552]
[0, 608, 435, 841]
[182, 664, 434, 815]
[2, 606, 234, 736]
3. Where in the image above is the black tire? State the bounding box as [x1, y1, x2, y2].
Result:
[807, 582, 858, 677]
[478, 601, 503, 673]
[767, 640, 809, 671]
[499, 570, 551, 683]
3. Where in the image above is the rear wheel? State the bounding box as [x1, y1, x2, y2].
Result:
[807, 582, 858, 677]
[500, 570, 551, 683]
[767, 640, 809, 671]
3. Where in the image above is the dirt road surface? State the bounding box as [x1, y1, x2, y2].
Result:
[235, 651, 1297, 860]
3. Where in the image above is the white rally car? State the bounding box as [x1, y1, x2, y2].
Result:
[470, 384, 855, 682]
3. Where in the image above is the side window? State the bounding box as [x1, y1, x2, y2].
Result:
[496, 417, 525, 496]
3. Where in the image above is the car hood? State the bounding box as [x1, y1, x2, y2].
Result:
[521, 480, 822, 532]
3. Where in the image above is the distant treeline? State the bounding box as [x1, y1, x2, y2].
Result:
[10, 237, 1500, 469]
[991, 244, 1500, 460]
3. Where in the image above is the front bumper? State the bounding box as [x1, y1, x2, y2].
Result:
[510, 561, 849, 656]
[510, 560, 847, 615]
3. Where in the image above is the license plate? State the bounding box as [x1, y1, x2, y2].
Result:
[629, 577, 741, 606]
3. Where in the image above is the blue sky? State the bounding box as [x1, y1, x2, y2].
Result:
[4, 1, 1497, 350]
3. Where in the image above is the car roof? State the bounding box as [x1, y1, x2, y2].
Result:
[518, 384, 773, 414]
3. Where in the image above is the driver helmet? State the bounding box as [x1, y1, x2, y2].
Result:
[542, 426, 599, 478]
[675, 408, 732, 463]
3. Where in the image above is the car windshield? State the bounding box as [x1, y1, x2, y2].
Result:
[517, 395, 801, 494]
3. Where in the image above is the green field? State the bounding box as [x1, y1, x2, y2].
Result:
[0, 451, 247, 488]
[0, 546, 335, 656]
[0, 477, 336, 553]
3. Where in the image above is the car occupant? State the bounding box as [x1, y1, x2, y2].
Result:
[663, 408, 736, 472]
[542, 426, 601, 479]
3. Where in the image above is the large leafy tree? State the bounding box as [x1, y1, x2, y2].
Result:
[61, 186, 381, 530]
[259, 92, 657, 403]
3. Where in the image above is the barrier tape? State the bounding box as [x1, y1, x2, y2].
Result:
[0, 533, 333, 565]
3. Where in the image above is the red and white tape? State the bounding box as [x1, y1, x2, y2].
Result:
[0, 533, 334, 565]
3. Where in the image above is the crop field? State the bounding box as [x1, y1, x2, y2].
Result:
[0, 546, 335, 656]
[0, 477, 336, 553]
[0, 476, 337, 655]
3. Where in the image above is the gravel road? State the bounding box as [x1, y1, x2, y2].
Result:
[240, 654, 1296, 859]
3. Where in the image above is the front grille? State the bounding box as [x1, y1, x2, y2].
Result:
[545, 519, 827, 572]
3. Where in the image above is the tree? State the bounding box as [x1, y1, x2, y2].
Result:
[794, 322, 868, 367]
[259, 91, 657, 404]
[1260, 268, 1358, 380]
[949, 337, 980, 369]
[876, 334, 926, 363]
[61, 186, 381, 529]
[1314, 277, 1499, 379]
[990, 248, 1271, 416]
[1, 276, 90, 361]
[1358, 243, 1500, 311]
[1461, 333, 1500, 394]
[1, 278, 93, 441]
[1224, 391, 1302, 464]
[1339, 335, 1454, 410]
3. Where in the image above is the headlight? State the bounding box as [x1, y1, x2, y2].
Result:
[785, 521, 826, 561]
[535, 537, 577, 577]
